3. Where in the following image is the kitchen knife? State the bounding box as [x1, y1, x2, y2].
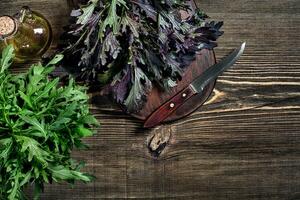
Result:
[144, 42, 246, 128]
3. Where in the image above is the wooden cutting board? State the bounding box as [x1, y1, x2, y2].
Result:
[130, 49, 216, 123]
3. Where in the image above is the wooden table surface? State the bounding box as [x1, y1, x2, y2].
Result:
[1, 0, 300, 199]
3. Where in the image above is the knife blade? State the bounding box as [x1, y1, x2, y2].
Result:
[144, 42, 246, 128]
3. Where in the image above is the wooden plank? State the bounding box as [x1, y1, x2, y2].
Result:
[1, 0, 300, 199]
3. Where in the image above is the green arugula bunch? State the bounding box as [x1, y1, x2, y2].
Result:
[61, 0, 223, 113]
[0, 45, 99, 200]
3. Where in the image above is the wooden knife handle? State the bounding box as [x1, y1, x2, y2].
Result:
[144, 85, 197, 128]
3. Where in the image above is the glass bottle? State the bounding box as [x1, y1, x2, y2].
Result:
[0, 6, 52, 62]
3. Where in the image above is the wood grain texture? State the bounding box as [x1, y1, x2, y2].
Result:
[1, 0, 300, 199]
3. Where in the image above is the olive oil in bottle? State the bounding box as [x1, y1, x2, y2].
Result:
[0, 6, 52, 62]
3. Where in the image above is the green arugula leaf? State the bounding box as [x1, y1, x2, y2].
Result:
[19, 91, 33, 108]
[0, 45, 99, 199]
[7, 174, 20, 200]
[45, 54, 64, 67]
[0, 44, 14, 73]
[20, 116, 47, 138]
[16, 135, 49, 164]
[75, 125, 94, 137]
[34, 77, 59, 102]
[49, 165, 92, 182]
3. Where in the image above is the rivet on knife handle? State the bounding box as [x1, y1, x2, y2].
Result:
[144, 85, 197, 128]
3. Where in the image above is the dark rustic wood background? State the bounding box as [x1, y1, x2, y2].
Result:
[1, 0, 300, 199]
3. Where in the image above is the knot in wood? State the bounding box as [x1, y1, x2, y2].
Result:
[147, 127, 172, 158]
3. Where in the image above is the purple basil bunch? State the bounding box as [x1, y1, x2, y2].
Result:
[61, 0, 223, 112]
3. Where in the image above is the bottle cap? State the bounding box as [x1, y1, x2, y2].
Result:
[0, 16, 17, 39]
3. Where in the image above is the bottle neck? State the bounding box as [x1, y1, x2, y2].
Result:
[0, 16, 17, 40]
